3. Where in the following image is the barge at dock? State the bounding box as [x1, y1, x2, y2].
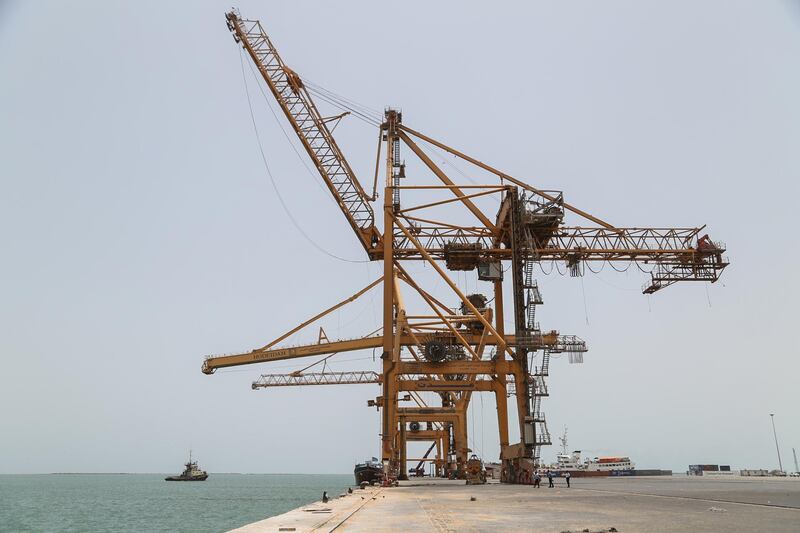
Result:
[354, 458, 384, 485]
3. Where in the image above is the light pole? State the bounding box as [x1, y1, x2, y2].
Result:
[769, 413, 783, 473]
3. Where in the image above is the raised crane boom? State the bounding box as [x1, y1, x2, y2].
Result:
[226, 11, 380, 255]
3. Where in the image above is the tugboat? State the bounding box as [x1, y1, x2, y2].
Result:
[165, 451, 209, 481]
[354, 457, 384, 485]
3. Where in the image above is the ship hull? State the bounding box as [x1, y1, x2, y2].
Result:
[164, 474, 208, 481]
[551, 470, 613, 478]
[551, 470, 636, 478]
[354, 465, 383, 485]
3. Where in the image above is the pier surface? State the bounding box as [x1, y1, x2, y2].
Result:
[230, 476, 800, 532]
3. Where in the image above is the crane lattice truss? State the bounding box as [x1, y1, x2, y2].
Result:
[206, 10, 728, 483]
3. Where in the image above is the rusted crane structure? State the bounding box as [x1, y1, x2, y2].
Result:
[203, 10, 728, 482]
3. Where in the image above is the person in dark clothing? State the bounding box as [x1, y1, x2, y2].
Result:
[547, 471, 554, 488]
[565, 472, 571, 488]
[322, 491, 329, 503]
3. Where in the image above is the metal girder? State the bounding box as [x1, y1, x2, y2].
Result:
[392, 224, 727, 267]
[398, 379, 496, 392]
[250, 371, 547, 397]
[396, 360, 516, 375]
[202, 336, 383, 373]
[252, 371, 381, 389]
[398, 408, 460, 423]
[202, 331, 577, 373]
[405, 430, 448, 441]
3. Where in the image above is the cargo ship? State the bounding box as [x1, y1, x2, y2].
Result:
[551, 450, 635, 477]
[547, 427, 632, 476]
[354, 457, 384, 485]
[547, 428, 670, 477]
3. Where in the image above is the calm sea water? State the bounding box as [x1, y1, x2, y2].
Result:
[0, 474, 353, 533]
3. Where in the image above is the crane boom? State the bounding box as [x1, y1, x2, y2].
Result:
[250, 371, 544, 394]
[202, 330, 584, 374]
[226, 11, 380, 255]
[252, 371, 382, 389]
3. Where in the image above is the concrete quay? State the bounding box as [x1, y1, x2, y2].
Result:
[230, 476, 800, 533]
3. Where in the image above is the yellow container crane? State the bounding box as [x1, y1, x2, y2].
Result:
[203, 9, 728, 482]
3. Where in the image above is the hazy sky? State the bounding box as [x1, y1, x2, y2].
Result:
[1, 0, 798, 474]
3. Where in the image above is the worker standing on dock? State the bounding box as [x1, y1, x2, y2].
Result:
[547, 471, 554, 488]
[565, 472, 571, 488]
[533, 471, 541, 488]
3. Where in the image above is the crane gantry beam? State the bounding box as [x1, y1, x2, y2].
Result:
[207, 9, 728, 483]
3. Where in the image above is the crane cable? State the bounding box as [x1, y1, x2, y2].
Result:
[302, 77, 383, 125]
[418, 138, 502, 205]
[243, 57, 334, 201]
[238, 50, 369, 264]
[304, 80, 383, 126]
[304, 80, 383, 120]
[304, 86, 381, 126]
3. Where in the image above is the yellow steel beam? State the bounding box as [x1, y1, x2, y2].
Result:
[202, 336, 383, 373]
[395, 263, 480, 361]
[203, 331, 559, 373]
[398, 124, 618, 231]
[398, 130, 497, 232]
[382, 110, 399, 465]
[398, 380, 495, 392]
[397, 187, 504, 215]
[257, 277, 383, 351]
[396, 267, 455, 316]
[406, 430, 449, 441]
[397, 360, 516, 375]
[457, 327, 490, 409]
[401, 214, 493, 233]
[399, 407, 457, 415]
[393, 217, 513, 359]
